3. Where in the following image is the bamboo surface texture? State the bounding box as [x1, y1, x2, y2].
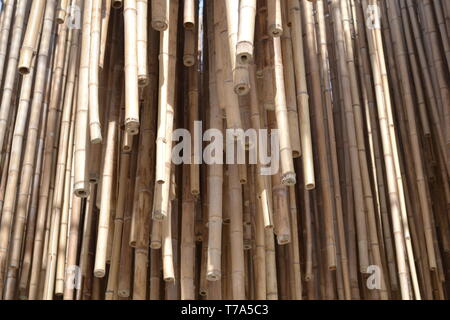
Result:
[0, 0, 448, 300]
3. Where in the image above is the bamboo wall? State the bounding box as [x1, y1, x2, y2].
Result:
[0, 0, 448, 300]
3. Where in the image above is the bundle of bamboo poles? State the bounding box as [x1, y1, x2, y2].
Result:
[0, 0, 448, 300]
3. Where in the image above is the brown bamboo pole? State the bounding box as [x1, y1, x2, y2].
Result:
[123, 0, 140, 135]
[301, 0, 337, 270]
[267, 0, 283, 37]
[151, 0, 169, 31]
[236, 0, 256, 64]
[18, 0, 45, 74]
[180, 166, 195, 300]
[183, 28, 196, 67]
[0, 0, 16, 84]
[74, 0, 92, 198]
[188, 66, 200, 195]
[287, 0, 315, 190]
[0, 0, 29, 153]
[56, 0, 68, 24]
[88, 0, 103, 144]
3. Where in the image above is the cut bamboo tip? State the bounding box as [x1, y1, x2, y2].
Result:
[18, 48, 34, 75]
[113, 0, 123, 9]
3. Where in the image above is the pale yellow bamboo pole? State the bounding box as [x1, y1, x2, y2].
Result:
[74, 0, 92, 198]
[155, 0, 178, 186]
[88, 0, 103, 143]
[183, 28, 196, 67]
[162, 200, 175, 283]
[271, 169, 291, 245]
[0, 0, 29, 153]
[137, 0, 148, 86]
[56, 0, 68, 24]
[55, 90, 76, 296]
[151, 0, 169, 31]
[287, 0, 315, 190]
[254, 180, 267, 299]
[265, 228, 278, 300]
[94, 69, 120, 278]
[123, 0, 140, 135]
[236, 0, 256, 64]
[224, 0, 250, 96]
[19, 0, 45, 74]
[183, 0, 195, 29]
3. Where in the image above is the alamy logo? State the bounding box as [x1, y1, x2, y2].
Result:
[366, 5, 381, 30]
[366, 265, 382, 290]
[67, 5, 81, 30]
[172, 122, 280, 176]
[66, 265, 82, 290]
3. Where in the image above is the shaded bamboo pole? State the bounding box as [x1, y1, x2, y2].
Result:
[151, 0, 169, 31]
[123, 0, 140, 135]
[301, 0, 336, 270]
[0, 0, 16, 85]
[386, 0, 437, 277]
[183, 27, 196, 67]
[329, 0, 370, 274]
[74, 0, 92, 198]
[0, 0, 29, 153]
[132, 80, 157, 300]
[287, 0, 315, 190]
[42, 20, 79, 299]
[228, 165, 246, 299]
[94, 66, 120, 278]
[137, 0, 148, 86]
[206, 10, 224, 281]
[361, 0, 411, 300]
[236, 0, 256, 64]
[254, 177, 267, 299]
[225, 0, 250, 96]
[18, 0, 45, 74]
[99, 0, 112, 68]
[180, 166, 195, 299]
[88, 0, 103, 143]
[188, 66, 200, 195]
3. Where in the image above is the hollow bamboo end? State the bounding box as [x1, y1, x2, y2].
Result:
[184, 22, 195, 30]
[56, 10, 66, 24]
[18, 48, 34, 75]
[234, 83, 251, 96]
[138, 75, 149, 87]
[236, 42, 254, 64]
[293, 150, 301, 158]
[112, 1, 123, 9]
[164, 276, 175, 282]
[125, 120, 140, 136]
[74, 187, 90, 199]
[277, 235, 291, 245]
[206, 271, 221, 282]
[281, 172, 296, 186]
[305, 183, 315, 191]
[268, 25, 283, 38]
[199, 290, 207, 297]
[151, 20, 168, 32]
[150, 242, 162, 250]
[183, 55, 196, 67]
[94, 269, 106, 278]
[153, 211, 166, 221]
[118, 290, 130, 298]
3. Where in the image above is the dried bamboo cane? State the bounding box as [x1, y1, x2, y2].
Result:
[151, 0, 169, 31]
[0, 0, 16, 84]
[19, 0, 46, 74]
[99, 0, 112, 68]
[123, 0, 140, 135]
[267, 0, 283, 37]
[88, 0, 103, 144]
[56, 0, 68, 24]
[74, 0, 92, 198]
[236, 0, 257, 64]
[137, 0, 148, 85]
